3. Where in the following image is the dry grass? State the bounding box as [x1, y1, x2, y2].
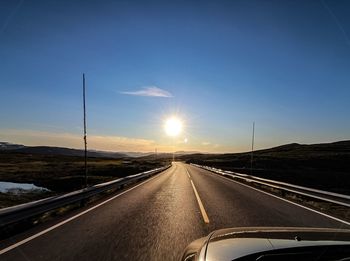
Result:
[0, 151, 170, 208]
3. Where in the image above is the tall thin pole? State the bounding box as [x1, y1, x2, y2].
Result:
[250, 122, 255, 175]
[83, 73, 88, 188]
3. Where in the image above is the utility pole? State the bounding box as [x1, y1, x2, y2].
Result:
[250, 122, 255, 175]
[83, 73, 88, 188]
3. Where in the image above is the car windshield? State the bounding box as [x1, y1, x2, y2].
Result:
[0, 1, 349, 260]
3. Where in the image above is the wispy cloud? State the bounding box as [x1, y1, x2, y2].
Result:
[121, 86, 173, 97]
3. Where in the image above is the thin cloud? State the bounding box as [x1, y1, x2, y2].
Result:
[121, 86, 173, 97]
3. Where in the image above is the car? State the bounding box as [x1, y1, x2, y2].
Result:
[181, 227, 350, 261]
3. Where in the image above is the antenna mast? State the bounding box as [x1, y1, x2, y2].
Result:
[250, 122, 255, 175]
[83, 73, 88, 188]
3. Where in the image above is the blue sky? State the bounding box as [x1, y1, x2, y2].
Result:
[0, 0, 349, 152]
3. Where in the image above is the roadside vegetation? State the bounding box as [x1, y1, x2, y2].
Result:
[0, 151, 170, 208]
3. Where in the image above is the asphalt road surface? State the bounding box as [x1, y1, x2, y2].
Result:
[0, 162, 348, 261]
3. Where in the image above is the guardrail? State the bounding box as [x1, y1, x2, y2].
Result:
[0, 165, 171, 228]
[191, 164, 350, 208]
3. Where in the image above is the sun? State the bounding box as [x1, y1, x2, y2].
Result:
[164, 117, 183, 137]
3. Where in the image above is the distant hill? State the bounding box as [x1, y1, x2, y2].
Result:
[174, 150, 201, 155]
[180, 140, 350, 160]
[250, 140, 350, 155]
[0, 142, 128, 159]
[122, 152, 154, 157]
[180, 140, 350, 194]
[2, 140, 349, 162]
[12, 146, 129, 159]
[0, 142, 25, 150]
[0, 141, 201, 159]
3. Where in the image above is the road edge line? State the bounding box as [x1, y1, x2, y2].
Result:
[195, 166, 350, 226]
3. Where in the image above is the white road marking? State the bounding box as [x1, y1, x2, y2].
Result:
[190, 180, 210, 224]
[186, 169, 191, 178]
[200, 168, 350, 227]
[0, 169, 171, 255]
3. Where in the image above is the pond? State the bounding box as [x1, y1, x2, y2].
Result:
[0, 181, 50, 193]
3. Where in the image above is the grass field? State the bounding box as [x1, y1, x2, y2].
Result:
[0, 152, 170, 208]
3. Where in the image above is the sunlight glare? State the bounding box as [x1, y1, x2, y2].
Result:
[164, 117, 183, 137]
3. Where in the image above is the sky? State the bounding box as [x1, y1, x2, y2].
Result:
[0, 0, 350, 153]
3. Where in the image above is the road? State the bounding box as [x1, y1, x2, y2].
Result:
[0, 162, 348, 260]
